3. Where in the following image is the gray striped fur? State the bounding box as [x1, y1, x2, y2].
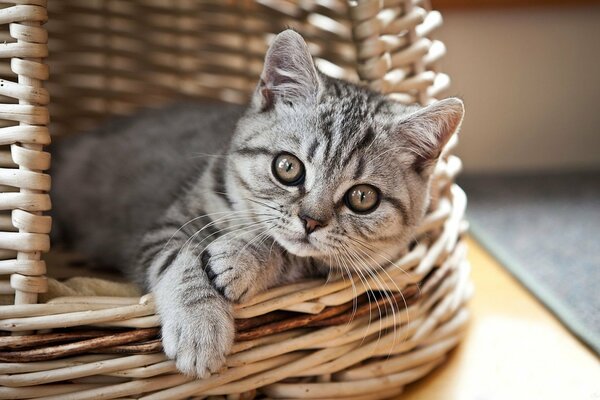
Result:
[51, 30, 464, 377]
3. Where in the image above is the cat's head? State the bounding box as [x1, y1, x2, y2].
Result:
[229, 30, 464, 267]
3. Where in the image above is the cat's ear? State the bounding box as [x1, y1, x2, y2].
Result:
[399, 97, 464, 174]
[255, 29, 320, 111]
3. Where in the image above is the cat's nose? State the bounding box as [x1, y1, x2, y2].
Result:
[299, 214, 326, 234]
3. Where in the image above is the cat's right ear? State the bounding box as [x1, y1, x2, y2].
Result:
[254, 30, 320, 111]
[398, 97, 465, 175]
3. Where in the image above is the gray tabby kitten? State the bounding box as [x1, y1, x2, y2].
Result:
[52, 30, 464, 377]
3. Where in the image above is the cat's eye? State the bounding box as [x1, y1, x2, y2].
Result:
[345, 184, 380, 214]
[272, 152, 305, 186]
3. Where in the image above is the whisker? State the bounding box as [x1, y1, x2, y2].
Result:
[346, 235, 415, 285]
[185, 217, 278, 261]
[335, 244, 379, 347]
[232, 224, 276, 268]
[244, 197, 283, 212]
[338, 243, 385, 348]
[189, 220, 277, 271]
[202, 219, 277, 250]
[345, 243, 404, 357]
[163, 209, 274, 250]
[181, 215, 276, 254]
[210, 191, 283, 214]
[331, 248, 359, 325]
[267, 232, 278, 260]
[347, 235, 421, 300]
[344, 237, 413, 352]
[146, 214, 265, 267]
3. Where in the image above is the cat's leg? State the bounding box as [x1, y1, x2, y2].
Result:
[140, 212, 284, 377]
[149, 247, 233, 378]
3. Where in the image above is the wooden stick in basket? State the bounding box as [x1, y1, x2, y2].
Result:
[236, 285, 420, 341]
[0, 330, 110, 350]
[89, 339, 163, 355]
[0, 328, 159, 362]
[235, 299, 356, 341]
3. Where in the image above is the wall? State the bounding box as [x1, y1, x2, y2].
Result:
[437, 5, 600, 173]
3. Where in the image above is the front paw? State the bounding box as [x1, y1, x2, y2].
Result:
[203, 244, 261, 303]
[160, 296, 234, 378]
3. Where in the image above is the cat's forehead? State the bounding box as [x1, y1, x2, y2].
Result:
[268, 92, 401, 174]
[238, 75, 416, 180]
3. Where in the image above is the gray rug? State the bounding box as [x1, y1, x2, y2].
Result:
[458, 172, 600, 356]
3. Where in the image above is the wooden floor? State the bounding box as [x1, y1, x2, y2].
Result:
[400, 237, 600, 400]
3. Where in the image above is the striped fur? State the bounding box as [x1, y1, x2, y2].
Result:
[51, 30, 464, 377]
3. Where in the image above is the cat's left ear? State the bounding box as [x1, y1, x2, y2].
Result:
[399, 97, 465, 175]
[254, 30, 320, 111]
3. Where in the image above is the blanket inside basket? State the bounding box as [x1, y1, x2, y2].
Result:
[1, 277, 141, 305]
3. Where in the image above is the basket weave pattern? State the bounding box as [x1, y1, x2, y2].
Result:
[0, 1, 472, 399]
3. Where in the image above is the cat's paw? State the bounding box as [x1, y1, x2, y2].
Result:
[160, 297, 234, 378]
[203, 243, 261, 303]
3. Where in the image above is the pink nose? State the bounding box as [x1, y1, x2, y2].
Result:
[299, 214, 326, 234]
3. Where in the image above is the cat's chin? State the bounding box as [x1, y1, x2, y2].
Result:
[275, 235, 325, 258]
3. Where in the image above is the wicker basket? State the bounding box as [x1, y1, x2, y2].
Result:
[0, 1, 472, 399]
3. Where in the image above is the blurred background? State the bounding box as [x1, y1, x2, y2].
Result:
[438, 1, 600, 172]
[432, 0, 600, 362]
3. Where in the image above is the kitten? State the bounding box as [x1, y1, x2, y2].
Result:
[51, 30, 464, 377]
